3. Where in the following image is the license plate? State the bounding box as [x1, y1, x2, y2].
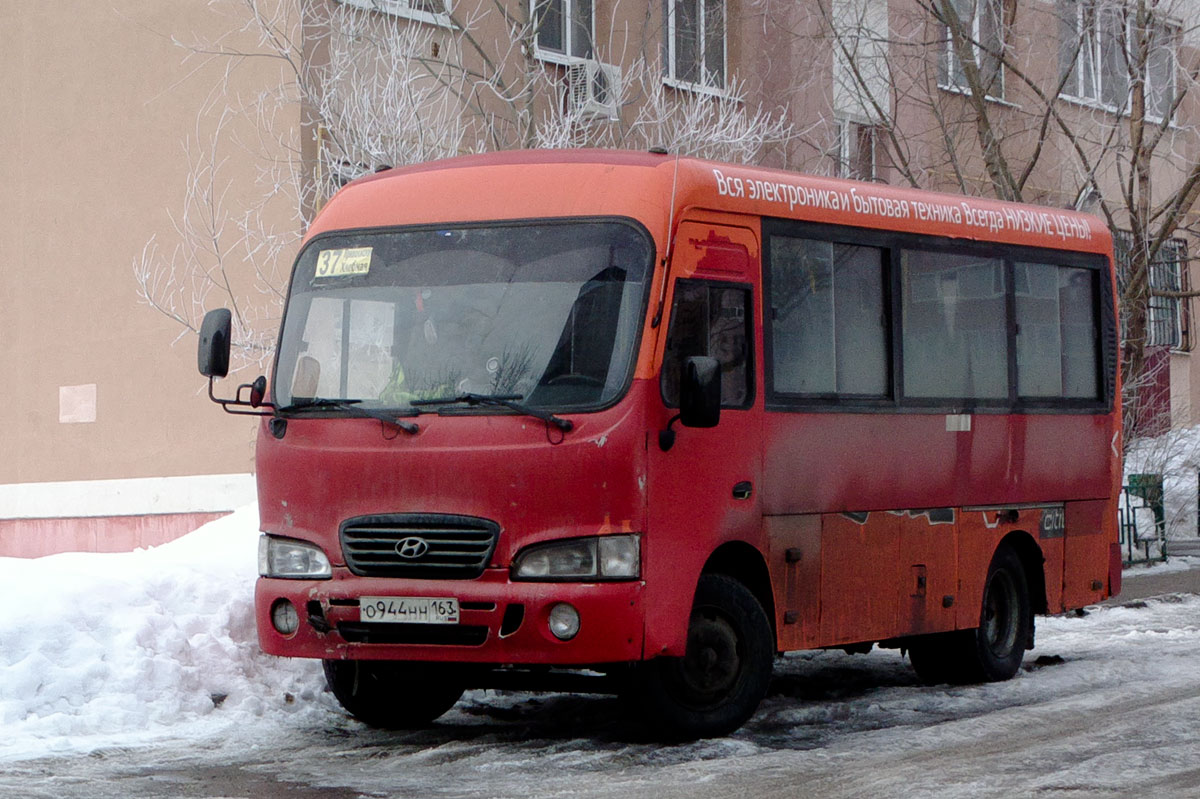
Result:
[358, 596, 459, 624]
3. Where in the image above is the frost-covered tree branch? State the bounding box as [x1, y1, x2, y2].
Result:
[136, 0, 798, 375]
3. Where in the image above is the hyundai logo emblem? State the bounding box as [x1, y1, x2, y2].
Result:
[395, 536, 430, 559]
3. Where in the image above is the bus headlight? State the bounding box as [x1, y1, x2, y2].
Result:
[258, 535, 332, 579]
[511, 534, 640, 581]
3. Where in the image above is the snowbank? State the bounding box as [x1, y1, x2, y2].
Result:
[0, 505, 324, 761]
[1125, 425, 1200, 540]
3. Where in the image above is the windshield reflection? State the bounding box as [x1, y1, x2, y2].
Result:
[274, 220, 653, 412]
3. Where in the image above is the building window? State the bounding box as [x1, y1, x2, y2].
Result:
[533, 0, 594, 61]
[667, 0, 726, 91]
[1148, 240, 1189, 350]
[336, 0, 451, 27]
[836, 120, 881, 181]
[1058, 0, 1179, 121]
[1145, 22, 1179, 120]
[940, 0, 1005, 99]
[1115, 233, 1190, 351]
[831, 0, 892, 125]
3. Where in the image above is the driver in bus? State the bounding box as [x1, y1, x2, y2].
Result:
[710, 290, 747, 406]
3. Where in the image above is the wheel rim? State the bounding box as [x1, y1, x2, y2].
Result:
[672, 607, 744, 709]
[982, 568, 1019, 658]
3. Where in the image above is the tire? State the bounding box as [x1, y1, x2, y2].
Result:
[323, 660, 465, 728]
[908, 632, 962, 685]
[908, 545, 1032, 685]
[630, 574, 774, 739]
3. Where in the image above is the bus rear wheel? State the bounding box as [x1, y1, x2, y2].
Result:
[909, 545, 1032, 684]
[630, 574, 774, 739]
[323, 659, 465, 728]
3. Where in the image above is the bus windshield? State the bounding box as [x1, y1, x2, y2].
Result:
[273, 220, 653, 412]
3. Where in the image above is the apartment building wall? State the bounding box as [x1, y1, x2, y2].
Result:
[0, 3, 286, 555]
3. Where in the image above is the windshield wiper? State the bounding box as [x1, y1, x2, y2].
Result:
[278, 398, 363, 411]
[411, 393, 574, 432]
[276, 398, 419, 434]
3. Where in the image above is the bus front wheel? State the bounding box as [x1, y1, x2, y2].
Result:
[909, 545, 1032, 684]
[323, 659, 465, 728]
[630, 573, 774, 739]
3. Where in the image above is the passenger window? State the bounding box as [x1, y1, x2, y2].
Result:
[1015, 263, 1099, 399]
[661, 281, 752, 408]
[901, 250, 1007, 400]
[768, 237, 888, 397]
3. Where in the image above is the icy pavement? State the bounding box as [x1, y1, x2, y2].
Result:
[1, 508, 1199, 797]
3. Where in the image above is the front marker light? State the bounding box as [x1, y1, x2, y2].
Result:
[258, 534, 333, 579]
[598, 535, 640, 578]
[512, 534, 640, 581]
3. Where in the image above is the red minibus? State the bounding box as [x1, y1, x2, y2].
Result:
[199, 149, 1122, 738]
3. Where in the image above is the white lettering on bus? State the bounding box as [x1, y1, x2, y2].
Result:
[961, 203, 1007, 234]
[715, 169, 852, 212]
[1003, 207, 1054, 237]
[911, 200, 963, 225]
[791, 185, 850, 212]
[713, 168, 746, 199]
[710, 168, 1092, 241]
[1052, 213, 1093, 241]
[850, 189, 911, 219]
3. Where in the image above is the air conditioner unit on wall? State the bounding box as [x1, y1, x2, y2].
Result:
[565, 60, 621, 121]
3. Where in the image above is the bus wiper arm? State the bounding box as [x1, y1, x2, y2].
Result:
[278, 398, 364, 411]
[276, 398, 419, 434]
[411, 393, 574, 432]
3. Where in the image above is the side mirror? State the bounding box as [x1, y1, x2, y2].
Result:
[198, 309, 232, 378]
[679, 355, 721, 428]
[197, 310, 272, 417]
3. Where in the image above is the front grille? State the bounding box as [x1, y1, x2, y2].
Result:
[336, 622, 489, 646]
[340, 513, 500, 579]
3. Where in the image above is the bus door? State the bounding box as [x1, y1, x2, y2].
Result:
[644, 220, 764, 654]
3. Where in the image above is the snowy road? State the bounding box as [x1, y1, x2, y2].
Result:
[3, 510, 1199, 798]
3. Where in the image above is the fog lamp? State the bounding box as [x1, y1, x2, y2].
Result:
[548, 603, 581, 641]
[271, 599, 300, 636]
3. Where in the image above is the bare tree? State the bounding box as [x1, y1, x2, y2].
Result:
[135, 0, 797, 373]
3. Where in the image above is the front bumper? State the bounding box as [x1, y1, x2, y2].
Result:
[256, 567, 646, 665]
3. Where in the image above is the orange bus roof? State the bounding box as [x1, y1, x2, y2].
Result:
[309, 149, 1112, 256]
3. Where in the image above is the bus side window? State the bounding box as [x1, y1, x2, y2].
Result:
[767, 236, 888, 398]
[901, 250, 1007, 400]
[1014, 263, 1100, 400]
[661, 280, 751, 408]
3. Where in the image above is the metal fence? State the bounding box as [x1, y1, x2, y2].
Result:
[1119, 474, 1167, 565]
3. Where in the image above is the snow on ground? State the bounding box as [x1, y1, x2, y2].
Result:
[2, 504, 1200, 787]
[1123, 554, 1200, 576]
[0, 505, 325, 762]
